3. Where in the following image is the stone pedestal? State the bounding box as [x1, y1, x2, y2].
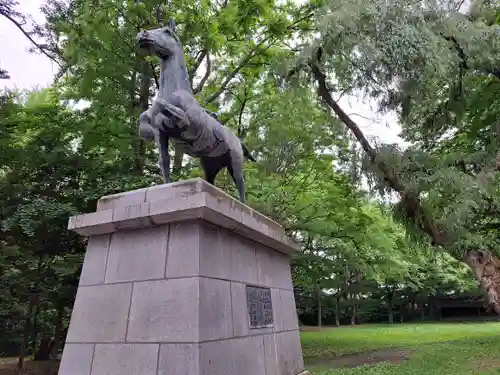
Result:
[59, 178, 308, 375]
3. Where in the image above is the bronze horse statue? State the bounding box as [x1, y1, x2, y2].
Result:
[136, 19, 255, 202]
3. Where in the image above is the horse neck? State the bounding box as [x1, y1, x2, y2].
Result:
[158, 54, 192, 98]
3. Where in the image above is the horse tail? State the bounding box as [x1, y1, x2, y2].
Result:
[241, 142, 256, 162]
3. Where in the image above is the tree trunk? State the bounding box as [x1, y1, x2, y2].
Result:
[50, 304, 65, 373]
[18, 295, 36, 371]
[335, 296, 340, 327]
[31, 298, 40, 354]
[350, 294, 356, 325]
[133, 63, 150, 176]
[310, 61, 500, 315]
[400, 300, 405, 324]
[465, 250, 500, 315]
[387, 291, 394, 324]
[317, 281, 322, 327]
[420, 297, 426, 321]
[34, 337, 51, 361]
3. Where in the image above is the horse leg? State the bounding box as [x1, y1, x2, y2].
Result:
[139, 111, 155, 141]
[155, 130, 171, 183]
[158, 101, 189, 129]
[200, 156, 224, 185]
[227, 154, 246, 203]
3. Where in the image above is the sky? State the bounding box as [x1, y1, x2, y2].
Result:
[0, 1, 405, 147]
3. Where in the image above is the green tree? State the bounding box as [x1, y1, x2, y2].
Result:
[294, 0, 500, 312]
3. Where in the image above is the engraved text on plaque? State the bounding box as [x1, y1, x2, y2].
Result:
[246, 285, 273, 328]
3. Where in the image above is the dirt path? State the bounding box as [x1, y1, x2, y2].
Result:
[306, 348, 411, 368]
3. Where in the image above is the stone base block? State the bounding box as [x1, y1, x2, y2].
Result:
[60, 179, 306, 375]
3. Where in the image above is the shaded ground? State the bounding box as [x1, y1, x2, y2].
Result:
[0, 358, 58, 375]
[306, 348, 411, 368]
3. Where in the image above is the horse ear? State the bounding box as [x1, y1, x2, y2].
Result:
[168, 18, 176, 32]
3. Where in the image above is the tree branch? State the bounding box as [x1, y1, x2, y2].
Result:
[236, 90, 249, 138]
[189, 49, 207, 86]
[205, 11, 315, 105]
[193, 54, 211, 94]
[0, 11, 62, 68]
[309, 51, 450, 249]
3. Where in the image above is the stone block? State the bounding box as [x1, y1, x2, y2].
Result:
[149, 194, 205, 225]
[199, 339, 231, 375]
[91, 344, 159, 375]
[272, 288, 284, 332]
[263, 334, 279, 375]
[146, 180, 203, 202]
[256, 246, 293, 290]
[276, 331, 304, 375]
[66, 283, 132, 343]
[113, 202, 152, 230]
[79, 235, 110, 286]
[158, 344, 200, 375]
[97, 189, 147, 211]
[105, 226, 168, 283]
[68, 209, 115, 236]
[203, 192, 241, 230]
[165, 221, 200, 278]
[231, 335, 266, 375]
[274, 252, 294, 290]
[199, 277, 232, 341]
[230, 282, 273, 337]
[58, 343, 94, 375]
[127, 279, 199, 342]
[198, 223, 230, 280]
[199, 225, 258, 284]
[227, 232, 258, 285]
[69, 179, 300, 254]
[280, 289, 299, 331]
[200, 336, 265, 375]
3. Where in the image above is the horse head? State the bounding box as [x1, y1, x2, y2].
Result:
[136, 19, 182, 60]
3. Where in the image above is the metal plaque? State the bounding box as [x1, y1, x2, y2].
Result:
[246, 285, 274, 328]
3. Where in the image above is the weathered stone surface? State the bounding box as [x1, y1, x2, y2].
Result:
[68, 209, 115, 235]
[66, 283, 132, 343]
[231, 335, 266, 375]
[97, 189, 147, 211]
[105, 226, 168, 283]
[158, 344, 200, 375]
[69, 179, 300, 255]
[199, 277, 232, 341]
[256, 245, 293, 290]
[127, 279, 199, 342]
[271, 288, 284, 332]
[203, 192, 241, 231]
[276, 330, 305, 375]
[146, 179, 203, 202]
[79, 235, 110, 286]
[199, 225, 259, 284]
[58, 343, 94, 375]
[200, 336, 265, 375]
[263, 334, 279, 375]
[280, 289, 299, 331]
[91, 344, 158, 375]
[149, 193, 205, 225]
[165, 221, 200, 278]
[227, 232, 258, 285]
[113, 202, 151, 230]
[199, 223, 230, 280]
[199, 339, 231, 375]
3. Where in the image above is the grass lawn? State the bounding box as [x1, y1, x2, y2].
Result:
[301, 322, 500, 374]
